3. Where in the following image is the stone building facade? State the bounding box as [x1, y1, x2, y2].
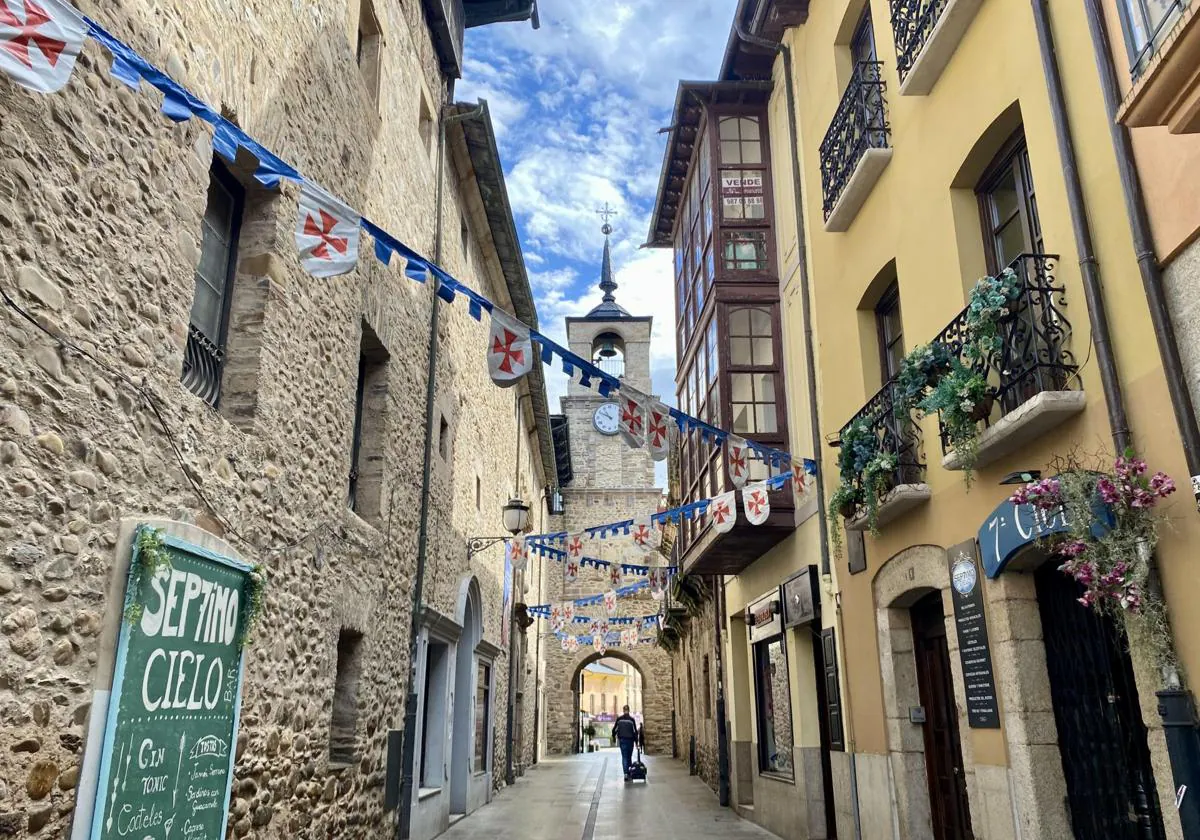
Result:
[666, 591, 719, 790]
[0, 1, 549, 839]
[541, 234, 671, 757]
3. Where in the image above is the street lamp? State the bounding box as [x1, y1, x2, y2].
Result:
[466, 498, 530, 558]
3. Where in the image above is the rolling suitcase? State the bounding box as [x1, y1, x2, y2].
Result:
[627, 744, 647, 782]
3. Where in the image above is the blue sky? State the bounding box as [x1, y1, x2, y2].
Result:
[459, 1, 741, 449]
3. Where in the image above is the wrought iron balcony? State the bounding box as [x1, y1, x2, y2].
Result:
[181, 324, 224, 407]
[890, 0, 947, 83]
[836, 377, 926, 521]
[819, 62, 890, 225]
[592, 355, 625, 379]
[932, 254, 1075, 452]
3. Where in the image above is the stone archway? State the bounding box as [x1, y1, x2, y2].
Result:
[544, 643, 670, 756]
[873, 544, 978, 840]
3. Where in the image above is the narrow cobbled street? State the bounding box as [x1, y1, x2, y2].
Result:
[437, 753, 774, 840]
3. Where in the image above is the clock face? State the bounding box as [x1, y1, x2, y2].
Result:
[593, 402, 621, 435]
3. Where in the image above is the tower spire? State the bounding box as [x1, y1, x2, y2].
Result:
[597, 203, 618, 304]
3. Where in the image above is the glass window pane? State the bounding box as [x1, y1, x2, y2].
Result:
[741, 141, 762, 165]
[189, 279, 222, 340]
[749, 308, 773, 337]
[729, 308, 750, 335]
[719, 117, 740, 140]
[731, 373, 753, 401]
[756, 638, 793, 775]
[740, 117, 760, 140]
[988, 168, 1020, 226]
[732, 404, 755, 433]
[721, 140, 742, 164]
[730, 337, 752, 366]
[756, 404, 778, 434]
[746, 198, 766, 220]
[754, 373, 775, 401]
[753, 337, 774, 366]
[203, 180, 233, 238]
[995, 217, 1025, 268]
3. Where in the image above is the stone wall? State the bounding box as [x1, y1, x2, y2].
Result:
[0, 0, 547, 836]
[670, 592, 719, 790]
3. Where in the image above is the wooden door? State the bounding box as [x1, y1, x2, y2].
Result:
[911, 592, 974, 840]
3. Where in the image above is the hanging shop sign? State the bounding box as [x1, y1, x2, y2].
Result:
[977, 484, 1110, 578]
[781, 566, 820, 629]
[746, 590, 782, 643]
[90, 528, 253, 839]
[946, 540, 1000, 729]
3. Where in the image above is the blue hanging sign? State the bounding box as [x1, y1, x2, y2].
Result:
[977, 490, 1110, 579]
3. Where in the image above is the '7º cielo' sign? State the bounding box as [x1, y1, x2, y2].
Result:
[90, 527, 254, 840]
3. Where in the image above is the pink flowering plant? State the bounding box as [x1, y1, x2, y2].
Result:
[1008, 450, 1177, 666]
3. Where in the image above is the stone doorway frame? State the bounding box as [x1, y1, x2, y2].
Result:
[567, 649, 654, 752]
[873, 544, 979, 840]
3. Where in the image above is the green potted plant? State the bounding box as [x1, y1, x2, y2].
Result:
[920, 359, 992, 483]
[894, 342, 953, 417]
[964, 268, 1022, 365]
[828, 414, 881, 552]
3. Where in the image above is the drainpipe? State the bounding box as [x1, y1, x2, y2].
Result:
[734, 21, 858, 839]
[397, 100, 486, 840]
[713, 575, 731, 806]
[506, 391, 533, 787]
[1079, 0, 1200, 830]
[1030, 0, 1132, 454]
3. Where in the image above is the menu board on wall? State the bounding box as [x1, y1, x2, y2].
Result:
[91, 527, 251, 839]
[946, 540, 1000, 729]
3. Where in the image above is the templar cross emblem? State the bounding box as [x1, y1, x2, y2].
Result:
[710, 500, 732, 525]
[1, 0, 66, 69]
[491, 328, 526, 374]
[728, 445, 747, 477]
[566, 535, 583, 558]
[303, 209, 349, 259]
[746, 490, 767, 518]
[792, 464, 807, 494]
[621, 399, 643, 434]
[648, 411, 668, 447]
[632, 524, 653, 547]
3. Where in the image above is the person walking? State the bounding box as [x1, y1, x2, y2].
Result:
[613, 705, 639, 781]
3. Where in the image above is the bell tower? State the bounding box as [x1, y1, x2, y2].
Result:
[561, 208, 656, 494]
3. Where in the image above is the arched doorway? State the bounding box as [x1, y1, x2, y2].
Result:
[450, 580, 482, 816]
[572, 653, 646, 753]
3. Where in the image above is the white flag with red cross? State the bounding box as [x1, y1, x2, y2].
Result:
[608, 562, 623, 589]
[561, 602, 575, 625]
[563, 559, 580, 585]
[630, 517, 659, 552]
[550, 604, 564, 633]
[648, 567, 665, 601]
[593, 634, 607, 654]
[509, 536, 527, 573]
[727, 437, 750, 489]
[617, 389, 647, 449]
[565, 533, 585, 560]
[487, 309, 534, 387]
[708, 491, 737, 534]
[603, 590, 618, 615]
[566, 635, 579, 654]
[792, 462, 814, 507]
[647, 402, 672, 461]
[0, 0, 86, 94]
[742, 481, 771, 526]
[560, 635, 571, 652]
[295, 182, 361, 278]
[622, 629, 638, 651]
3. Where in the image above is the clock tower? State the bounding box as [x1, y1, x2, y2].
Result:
[544, 212, 671, 758]
[561, 218, 657, 501]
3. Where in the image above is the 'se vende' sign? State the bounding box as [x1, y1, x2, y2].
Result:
[91, 528, 251, 840]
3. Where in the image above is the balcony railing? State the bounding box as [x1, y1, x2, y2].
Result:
[890, 0, 948, 83]
[181, 324, 224, 407]
[837, 377, 926, 519]
[931, 254, 1074, 451]
[592, 355, 625, 378]
[819, 61, 890, 222]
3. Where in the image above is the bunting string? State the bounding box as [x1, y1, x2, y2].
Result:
[0, 6, 818, 478]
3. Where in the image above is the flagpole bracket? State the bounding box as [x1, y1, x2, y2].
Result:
[467, 536, 509, 558]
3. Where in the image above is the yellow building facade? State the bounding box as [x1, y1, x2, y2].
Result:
[652, 0, 1200, 838]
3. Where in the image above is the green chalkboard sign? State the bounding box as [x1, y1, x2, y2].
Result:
[91, 527, 252, 840]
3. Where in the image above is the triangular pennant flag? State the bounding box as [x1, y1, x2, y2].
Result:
[742, 481, 771, 526]
[647, 402, 672, 462]
[617, 390, 647, 449]
[564, 559, 579, 585]
[727, 436, 750, 489]
[509, 536, 528, 573]
[630, 517, 660, 552]
[603, 590, 618, 615]
[487, 309, 533, 387]
[0, 0, 86, 93]
[295, 182, 361, 277]
[609, 562, 623, 589]
[709, 491, 738, 534]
